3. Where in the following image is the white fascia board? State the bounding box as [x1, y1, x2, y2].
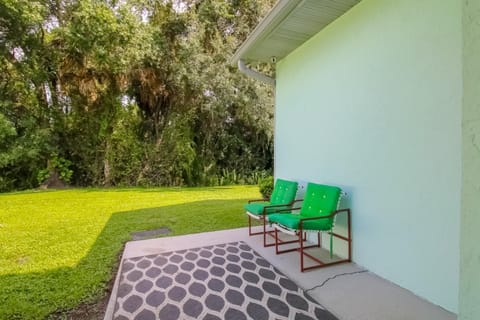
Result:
[230, 0, 303, 65]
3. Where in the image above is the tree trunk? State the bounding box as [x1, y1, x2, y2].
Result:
[103, 140, 112, 186]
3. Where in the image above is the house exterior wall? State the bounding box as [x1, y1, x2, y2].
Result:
[459, 1, 480, 319]
[275, 0, 461, 312]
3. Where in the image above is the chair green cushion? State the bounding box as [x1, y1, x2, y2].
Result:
[268, 183, 341, 231]
[244, 178, 298, 216]
[268, 213, 333, 230]
[244, 203, 291, 216]
[270, 179, 298, 205]
[300, 183, 341, 218]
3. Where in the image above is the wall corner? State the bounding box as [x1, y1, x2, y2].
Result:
[459, 1, 480, 319]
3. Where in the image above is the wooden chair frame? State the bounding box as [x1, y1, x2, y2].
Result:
[247, 198, 304, 247]
[273, 208, 352, 272]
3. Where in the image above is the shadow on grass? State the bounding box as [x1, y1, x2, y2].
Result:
[0, 199, 248, 320]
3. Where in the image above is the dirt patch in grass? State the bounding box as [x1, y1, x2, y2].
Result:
[57, 290, 111, 320]
[47, 281, 112, 320]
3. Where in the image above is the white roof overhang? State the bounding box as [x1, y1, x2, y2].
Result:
[231, 0, 362, 64]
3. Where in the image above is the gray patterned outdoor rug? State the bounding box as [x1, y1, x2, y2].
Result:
[113, 241, 338, 320]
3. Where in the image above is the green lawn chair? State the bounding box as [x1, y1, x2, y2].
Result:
[244, 178, 299, 247]
[267, 182, 352, 271]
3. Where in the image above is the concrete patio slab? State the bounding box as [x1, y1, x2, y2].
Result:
[105, 227, 456, 320]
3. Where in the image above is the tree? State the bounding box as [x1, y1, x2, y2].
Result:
[0, 0, 54, 191]
[0, 0, 276, 191]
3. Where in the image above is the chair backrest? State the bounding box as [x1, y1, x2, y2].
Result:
[269, 179, 298, 205]
[300, 183, 341, 222]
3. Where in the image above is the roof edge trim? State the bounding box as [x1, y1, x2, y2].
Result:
[230, 0, 304, 65]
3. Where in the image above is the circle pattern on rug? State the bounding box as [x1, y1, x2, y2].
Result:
[113, 241, 337, 320]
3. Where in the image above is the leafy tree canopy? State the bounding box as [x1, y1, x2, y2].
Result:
[0, 0, 276, 191]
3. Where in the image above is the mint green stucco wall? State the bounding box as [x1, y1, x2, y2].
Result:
[459, 1, 480, 319]
[275, 0, 461, 312]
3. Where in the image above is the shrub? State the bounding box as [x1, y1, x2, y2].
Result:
[37, 156, 74, 186]
[258, 176, 274, 199]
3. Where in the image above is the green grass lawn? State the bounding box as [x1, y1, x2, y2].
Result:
[0, 186, 259, 319]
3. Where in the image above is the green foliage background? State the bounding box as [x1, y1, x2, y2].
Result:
[0, 0, 276, 191]
[258, 175, 274, 199]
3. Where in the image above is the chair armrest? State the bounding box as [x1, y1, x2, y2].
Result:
[266, 198, 303, 211]
[248, 198, 269, 204]
[268, 207, 302, 214]
[298, 208, 351, 226]
[249, 198, 302, 205]
[261, 203, 300, 215]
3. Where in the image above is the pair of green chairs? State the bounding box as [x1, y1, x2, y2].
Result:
[244, 179, 352, 271]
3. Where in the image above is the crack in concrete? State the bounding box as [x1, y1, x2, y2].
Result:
[304, 270, 369, 293]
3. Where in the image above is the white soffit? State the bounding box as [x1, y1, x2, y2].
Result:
[231, 0, 362, 64]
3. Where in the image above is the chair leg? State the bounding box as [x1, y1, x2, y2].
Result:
[300, 230, 323, 271]
[347, 209, 352, 262]
[274, 231, 318, 255]
[300, 209, 352, 272]
[247, 213, 264, 236]
[248, 215, 252, 235]
[275, 228, 279, 254]
[273, 227, 305, 252]
[330, 230, 333, 259]
[263, 216, 268, 247]
[263, 218, 300, 248]
[300, 228, 304, 272]
[248, 213, 299, 247]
